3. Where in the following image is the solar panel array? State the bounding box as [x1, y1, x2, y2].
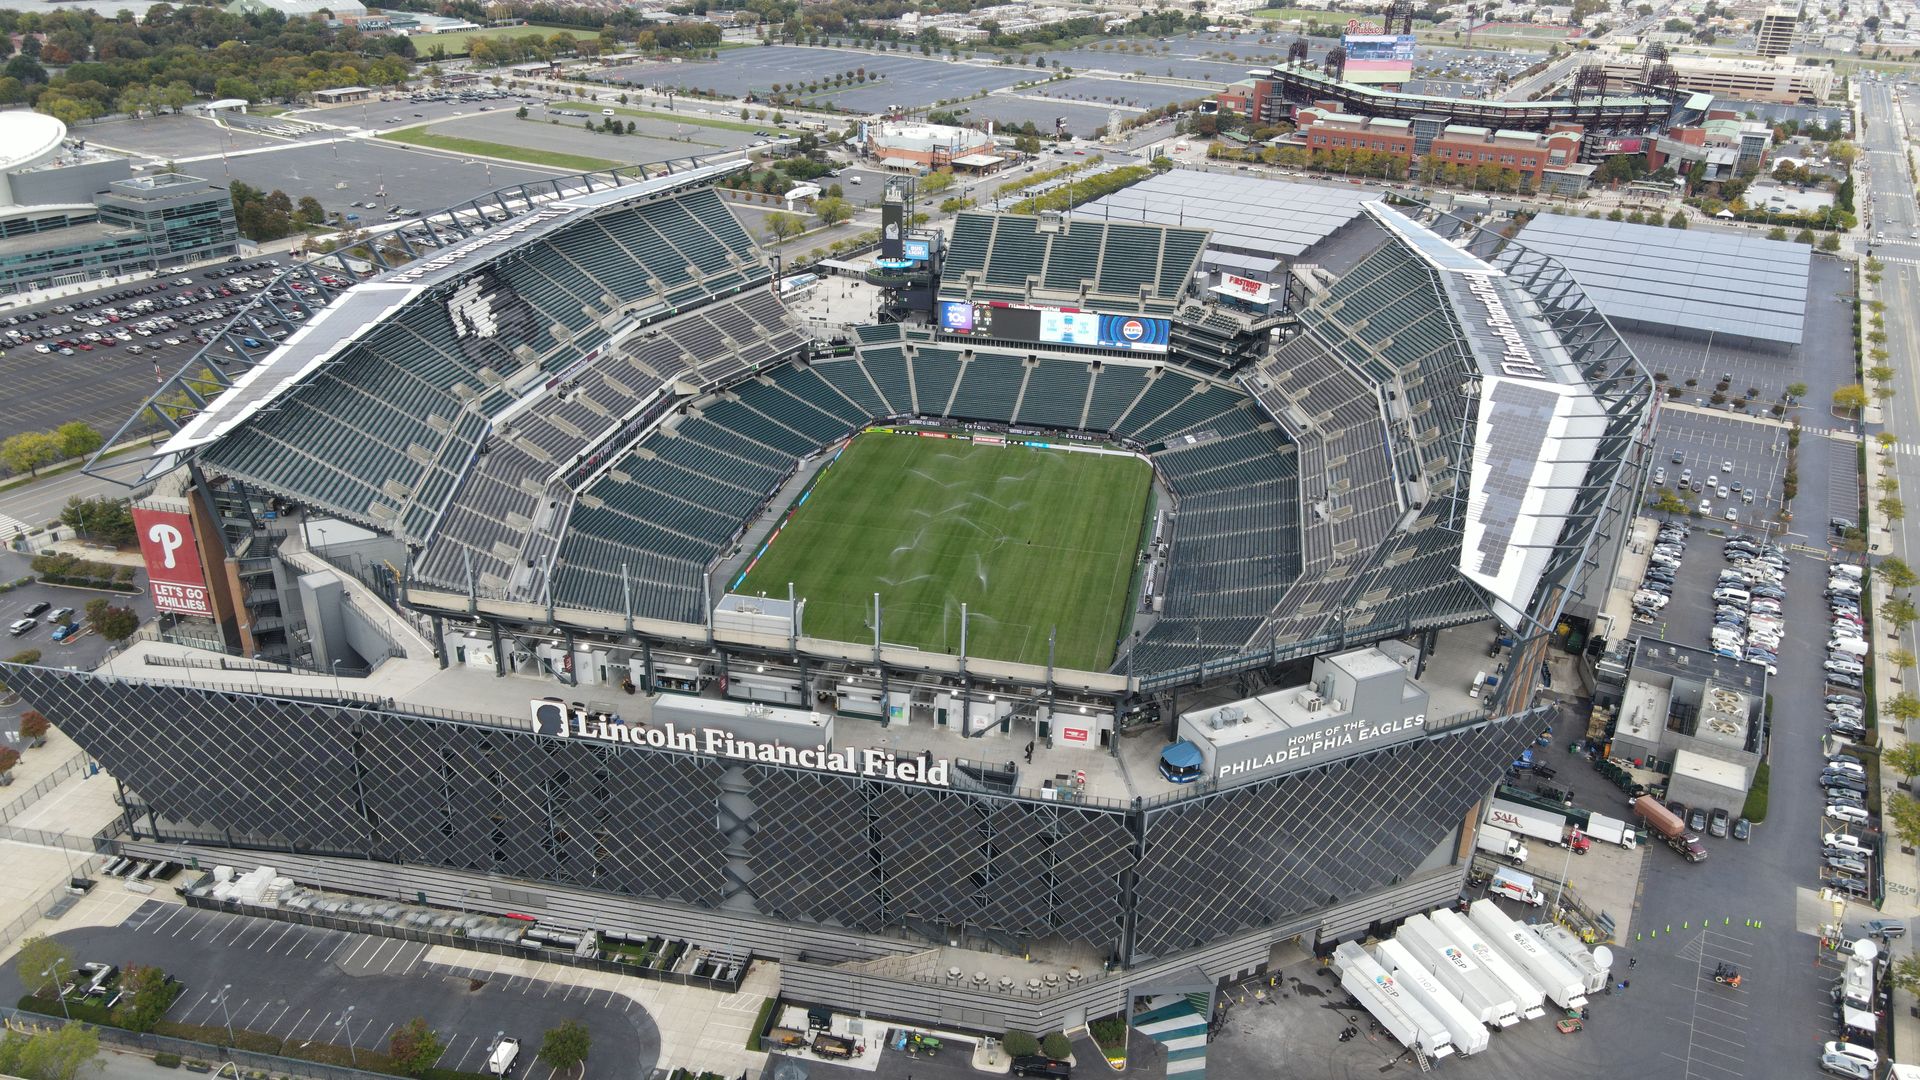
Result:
[1510, 214, 1810, 346]
[1080, 171, 1378, 260]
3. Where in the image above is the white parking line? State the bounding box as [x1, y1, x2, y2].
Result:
[379, 941, 412, 973]
[263, 923, 299, 954]
[284, 1008, 311, 1040]
[301, 1011, 334, 1045]
[337, 937, 374, 968]
[264, 1004, 292, 1035]
[372, 1022, 395, 1049]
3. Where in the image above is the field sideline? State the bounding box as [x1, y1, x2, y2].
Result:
[738, 431, 1151, 671]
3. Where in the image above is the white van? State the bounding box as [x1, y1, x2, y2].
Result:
[1831, 638, 1869, 657]
[1469, 671, 1487, 699]
[488, 1038, 519, 1077]
[1833, 564, 1865, 581]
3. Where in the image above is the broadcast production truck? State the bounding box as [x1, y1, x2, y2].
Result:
[1631, 795, 1708, 862]
[1474, 825, 1530, 864]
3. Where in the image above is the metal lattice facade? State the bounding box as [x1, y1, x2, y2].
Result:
[9, 665, 1535, 962]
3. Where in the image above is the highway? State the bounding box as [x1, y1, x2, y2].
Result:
[1860, 77, 1920, 579]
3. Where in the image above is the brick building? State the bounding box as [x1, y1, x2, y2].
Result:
[1295, 110, 1585, 188]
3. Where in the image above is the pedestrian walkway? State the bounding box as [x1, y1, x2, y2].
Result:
[1131, 996, 1207, 1079]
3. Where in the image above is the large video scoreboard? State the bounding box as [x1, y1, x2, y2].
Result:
[936, 299, 1172, 354]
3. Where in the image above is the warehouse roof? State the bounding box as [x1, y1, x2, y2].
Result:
[1511, 214, 1810, 346]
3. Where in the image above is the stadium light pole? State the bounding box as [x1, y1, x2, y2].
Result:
[43, 961, 70, 1020]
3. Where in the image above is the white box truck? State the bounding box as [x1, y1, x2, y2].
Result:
[1584, 812, 1635, 849]
[1373, 939, 1491, 1055]
[1474, 825, 1530, 864]
[1430, 908, 1546, 1019]
[1486, 799, 1568, 846]
[1333, 941, 1453, 1057]
[1395, 913, 1522, 1028]
[1468, 899, 1587, 1009]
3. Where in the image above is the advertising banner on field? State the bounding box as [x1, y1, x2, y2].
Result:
[133, 506, 213, 617]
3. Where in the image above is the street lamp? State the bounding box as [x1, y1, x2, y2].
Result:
[214, 984, 236, 1050]
[332, 659, 344, 700]
[337, 1006, 358, 1067]
[42, 961, 70, 1021]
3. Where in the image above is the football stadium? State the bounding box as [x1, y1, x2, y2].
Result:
[7, 157, 1653, 1035]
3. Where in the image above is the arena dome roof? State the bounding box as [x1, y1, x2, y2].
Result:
[867, 120, 993, 154]
[0, 112, 68, 176]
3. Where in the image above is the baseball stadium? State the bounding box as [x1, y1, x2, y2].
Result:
[4, 156, 1653, 1037]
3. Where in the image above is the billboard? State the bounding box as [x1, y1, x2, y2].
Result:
[880, 202, 905, 260]
[133, 506, 213, 617]
[901, 238, 931, 262]
[936, 299, 1170, 353]
[1341, 33, 1416, 85]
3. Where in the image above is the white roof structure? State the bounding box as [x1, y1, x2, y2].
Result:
[0, 112, 69, 205]
[1078, 170, 1378, 260]
[1369, 204, 1607, 631]
[1512, 214, 1810, 346]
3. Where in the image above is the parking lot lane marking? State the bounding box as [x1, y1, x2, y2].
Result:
[282, 1008, 309, 1038]
[446, 1034, 479, 1070]
[181, 990, 210, 1019]
[264, 1004, 292, 1033]
[373, 1022, 395, 1050]
[149, 906, 189, 935]
[302, 1012, 334, 1046]
[238, 921, 278, 949]
[337, 936, 374, 968]
[264, 923, 301, 954]
[245, 1001, 274, 1027]
[308, 931, 344, 960]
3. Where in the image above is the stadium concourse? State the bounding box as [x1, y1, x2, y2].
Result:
[9, 162, 1650, 1037]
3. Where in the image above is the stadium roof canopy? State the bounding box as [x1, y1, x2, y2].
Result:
[1510, 214, 1810, 346]
[165, 160, 745, 455]
[1076, 171, 1377, 261]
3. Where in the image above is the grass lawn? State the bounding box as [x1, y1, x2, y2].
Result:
[409, 23, 575, 58]
[377, 128, 618, 171]
[602, 104, 766, 134]
[739, 431, 1151, 670]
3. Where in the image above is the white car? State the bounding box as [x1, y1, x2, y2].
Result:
[1824, 1042, 1877, 1069]
[1827, 804, 1870, 824]
[1821, 1051, 1872, 1079]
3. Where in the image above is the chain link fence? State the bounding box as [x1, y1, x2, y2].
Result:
[0, 751, 93, 826]
[1, 1006, 400, 1080]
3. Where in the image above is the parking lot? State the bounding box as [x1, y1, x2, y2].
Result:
[0, 257, 302, 441]
[1649, 413, 1790, 533]
[2, 902, 661, 1080]
[0, 548, 154, 754]
[597, 47, 1030, 113]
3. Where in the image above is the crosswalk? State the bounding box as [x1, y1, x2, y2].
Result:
[0, 512, 30, 545]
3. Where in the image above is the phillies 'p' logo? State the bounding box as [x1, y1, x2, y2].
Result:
[147, 522, 185, 569]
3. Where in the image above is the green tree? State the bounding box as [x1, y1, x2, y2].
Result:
[765, 211, 804, 244]
[537, 1021, 591, 1075]
[13, 936, 72, 1000]
[53, 421, 100, 460]
[920, 168, 956, 194]
[1888, 597, 1919, 631]
[1652, 489, 1692, 515]
[1887, 742, 1920, 781]
[1795, 227, 1816, 245]
[9, 1023, 100, 1080]
[1887, 793, 1920, 848]
[1, 431, 61, 477]
[1002, 1031, 1039, 1057]
[1882, 556, 1920, 590]
[388, 1018, 444, 1078]
[1893, 954, 1920, 995]
[1767, 225, 1788, 241]
[114, 965, 175, 1033]
[1040, 1032, 1073, 1059]
[1821, 232, 1842, 251]
[814, 195, 852, 227]
[1834, 383, 1870, 416]
[1787, 381, 1808, 400]
[82, 600, 137, 643]
[1668, 211, 1688, 229]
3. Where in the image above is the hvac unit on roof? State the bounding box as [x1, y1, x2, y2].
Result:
[1295, 690, 1325, 711]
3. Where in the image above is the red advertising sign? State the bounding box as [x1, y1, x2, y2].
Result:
[1060, 725, 1091, 744]
[132, 507, 213, 616]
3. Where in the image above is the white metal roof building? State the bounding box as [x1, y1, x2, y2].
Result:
[1077, 170, 1379, 283]
[1510, 213, 1811, 348]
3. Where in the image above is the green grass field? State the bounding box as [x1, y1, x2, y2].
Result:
[739, 432, 1151, 670]
[409, 24, 576, 57]
[377, 129, 619, 171]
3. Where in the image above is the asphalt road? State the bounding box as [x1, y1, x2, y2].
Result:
[5, 902, 660, 1080]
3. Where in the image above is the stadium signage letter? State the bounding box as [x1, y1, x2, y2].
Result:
[1465, 275, 1547, 381]
[387, 208, 574, 285]
[530, 701, 951, 786]
[1216, 712, 1427, 779]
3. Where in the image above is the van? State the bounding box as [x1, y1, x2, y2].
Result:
[1831, 638, 1869, 657]
[848, 175, 862, 184]
[1469, 671, 1487, 699]
[1833, 564, 1865, 581]
[601, 108, 615, 116]
[487, 1038, 519, 1077]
